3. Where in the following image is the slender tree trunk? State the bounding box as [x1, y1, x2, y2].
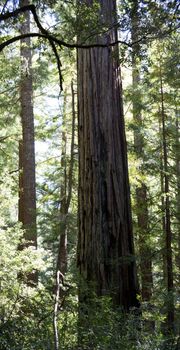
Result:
[175, 108, 180, 286]
[77, 0, 139, 310]
[136, 185, 153, 301]
[159, 67, 174, 332]
[57, 125, 68, 276]
[131, 0, 153, 302]
[19, 0, 37, 284]
[56, 82, 76, 275]
[159, 113, 167, 285]
[53, 82, 76, 350]
[18, 140, 23, 223]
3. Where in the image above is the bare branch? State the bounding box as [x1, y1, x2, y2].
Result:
[0, 0, 10, 15]
[0, 33, 44, 51]
[0, 31, 135, 52]
[50, 40, 63, 93]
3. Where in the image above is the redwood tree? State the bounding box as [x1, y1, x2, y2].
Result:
[77, 0, 139, 310]
[18, 0, 37, 283]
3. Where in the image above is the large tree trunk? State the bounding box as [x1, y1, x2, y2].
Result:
[131, 0, 153, 302]
[77, 0, 139, 310]
[19, 0, 37, 284]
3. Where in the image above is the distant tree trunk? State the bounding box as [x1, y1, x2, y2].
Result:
[19, 0, 37, 284]
[159, 67, 174, 332]
[56, 81, 76, 275]
[175, 108, 180, 286]
[158, 113, 167, 285]
[54, 82, 76, 350]
[57, 124, 68, 275]
[136, 185, 153, 301]
[77, 0, 139, 310]
[131, 0, 153, 302]
[18, 140, 23, 223]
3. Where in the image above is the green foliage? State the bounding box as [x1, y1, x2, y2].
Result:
[55, 291, 179, 350]
[0, 172, 53, 350]
[0, 220, 54, 349]
[0, 0, 179, 348]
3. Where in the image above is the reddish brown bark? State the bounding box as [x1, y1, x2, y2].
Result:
[77, 0, 139, 309]
[18, 0, 37, 284]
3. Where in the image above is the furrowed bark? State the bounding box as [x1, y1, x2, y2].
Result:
[77, 0, 139, 309]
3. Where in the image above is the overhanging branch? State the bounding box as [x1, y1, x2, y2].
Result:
[0, 32, 45, 50]
[0, 5, 63, 91]
[0, 4, 134, 49]
[0, 3, 178, 93]
[0, 4, 179, 51]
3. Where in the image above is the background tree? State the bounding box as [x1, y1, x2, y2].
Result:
[56, 81, 76, 276]
[130, 0, 153, 302]
[18, 0, 37, 285]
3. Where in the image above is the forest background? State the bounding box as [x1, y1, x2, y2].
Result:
[0, 0, 179, 349]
